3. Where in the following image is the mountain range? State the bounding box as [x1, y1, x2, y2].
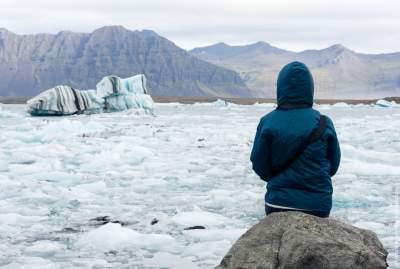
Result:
[1, 25, 399, 99]
[0, 26, 249, 97]
[190, 42, 400, 98]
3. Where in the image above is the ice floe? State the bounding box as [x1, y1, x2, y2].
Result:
[27, 74, 154, 116]
[376, 99, 400, 108]
[77, 223, 179, 252]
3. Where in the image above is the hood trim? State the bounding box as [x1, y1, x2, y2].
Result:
[277, 103, 312, 110]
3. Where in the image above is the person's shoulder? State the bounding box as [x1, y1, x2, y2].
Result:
[259, 110, 278, 123]
[314, 112, 338, 137]
[257, 111, 276, 133]
[312, 109, 334, 123]
[321, 114, 335, 127]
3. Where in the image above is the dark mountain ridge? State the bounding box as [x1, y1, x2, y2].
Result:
[0, 26, 250, 97]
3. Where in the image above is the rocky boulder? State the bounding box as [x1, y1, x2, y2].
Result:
[216, 212, 388, 269]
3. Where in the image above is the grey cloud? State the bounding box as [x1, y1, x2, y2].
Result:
[0, 0, 399, 53]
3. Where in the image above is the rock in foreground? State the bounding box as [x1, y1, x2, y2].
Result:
[216, 212, 388, 269]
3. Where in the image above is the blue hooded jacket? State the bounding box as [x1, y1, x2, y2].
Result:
[250, 62, 341, 212]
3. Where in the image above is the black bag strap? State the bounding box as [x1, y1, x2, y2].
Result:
[271, 115, 327, 177]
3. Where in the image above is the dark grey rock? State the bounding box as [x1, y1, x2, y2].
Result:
[184, 225, 206, 230]
[216, 212, 388, 269]
[0, 26, 250, 97]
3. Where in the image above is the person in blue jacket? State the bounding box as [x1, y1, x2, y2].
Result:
[250, 61, 341, 218]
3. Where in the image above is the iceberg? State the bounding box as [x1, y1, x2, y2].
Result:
[27, 74, 154, 116]
[213, 99, 232, 108]
[375, 99, 400, 108]
[332, 102, 350, 108]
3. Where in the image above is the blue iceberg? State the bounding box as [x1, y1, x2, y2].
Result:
[375, 99, 400, 108]
[27, 74, 154, 116]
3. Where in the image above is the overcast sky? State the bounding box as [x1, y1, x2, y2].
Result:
[1, 0, 399, 53]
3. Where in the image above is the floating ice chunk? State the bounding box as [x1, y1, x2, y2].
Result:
[183, 239, 232, 260]
[38, 119, 105, 141]
[213, 99, 231, 108]
[77, 223, 178, 252]
[20, 171, 83, 184]
[172, 210, 230, 226]
[124, 146, 154, 165]
[0, 213, 43, 226]
[0, 175, 13, 186]
[24, 241, 64, 257]
[121, 75, 149, 94]
[376, 99, 400, 108]
[141, 252, 197, 269]
[0, 257, 60, 269]
[183, 228, 246, 242]
[332, 102, 350, 107]
[76, 181, 107, 193]
[0, 160, 8, 172]
[27, 86, 102, 116]
[340, 159, 400, 175]
[8, 162, 53, 176]
[9, 152, 37, 164]
[353, 103, 369, 108]
[0, 105, 22, 118]
[79, 145, 153, 172]
[27, 74, 153, 116]
[104, 93, 154, 113]
[252, 102, 276, 107]
[353, 221, 385, 231]
[317, 104, 332, 110]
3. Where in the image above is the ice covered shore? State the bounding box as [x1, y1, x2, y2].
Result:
[27, 74, 154, 116]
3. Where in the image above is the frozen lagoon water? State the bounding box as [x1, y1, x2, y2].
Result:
[0, 102, 399, 268]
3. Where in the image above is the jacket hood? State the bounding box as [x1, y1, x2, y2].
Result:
[277, 61, 314, 108]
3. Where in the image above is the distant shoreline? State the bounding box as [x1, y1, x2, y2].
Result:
[0, 96, 399, 105]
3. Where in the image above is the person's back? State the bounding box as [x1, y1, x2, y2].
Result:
[250, 61, 341, 217]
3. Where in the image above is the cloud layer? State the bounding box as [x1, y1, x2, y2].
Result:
[1, 0, 399, 53]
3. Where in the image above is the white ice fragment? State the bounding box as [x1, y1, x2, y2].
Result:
[0, 105, 22, 118]
[183, 228, 246, 242]
[8, 162, 53, 176]
[0, 257, 60, 269]
[0, 160, 9, 172]
[340, 160, 400, 175]
[0, 213, 43, 226]
[183, 239, 232, 260]
[24, 241, 64, 257]
[353, 221, 385, 231]
[77, 223, 179, 252]
[9, 152, 37, 164]
[141, 252, 197, 269]
[125, 146, 154, 165]
[20, 171, 83, 183]
[317, 104, 332, 110]
[172, 210, 230, 226]
[376, 99, 400, 108]
[38, 119, 105, 141]
[252, 102, 276, 108]
[332, 102, 350, 107]
[76, 181, 107, 193]
[213, 99, 231, 108]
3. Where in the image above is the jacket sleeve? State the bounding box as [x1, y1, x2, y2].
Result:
[326, 117, 341, 176]
[250, 119, 273, 181]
